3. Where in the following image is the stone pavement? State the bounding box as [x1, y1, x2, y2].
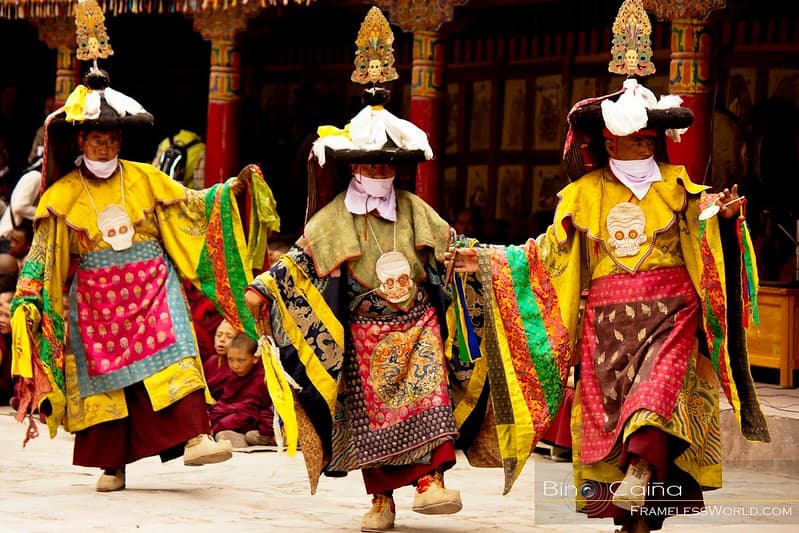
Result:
[1, 406, 797, 533]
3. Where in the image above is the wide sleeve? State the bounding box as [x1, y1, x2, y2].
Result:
[535, 218, 585, 342]
[155, 180, 256, 340]
[10, 213, 71, 438]
[679, 195, 770, 444]
[451, 237, 571, 494]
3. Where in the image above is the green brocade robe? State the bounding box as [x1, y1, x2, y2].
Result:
[251, 190, 572, 494]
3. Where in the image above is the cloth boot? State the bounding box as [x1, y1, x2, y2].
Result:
[361, 492, 395, 532]
[612, 458, 653, 510]
[411, 470, 462, 515]
[96, 467, 125, 492]
[184, 434, 233, 466]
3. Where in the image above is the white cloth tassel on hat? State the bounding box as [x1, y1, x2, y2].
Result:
[83, 91, 102, 120]
[601, 79, 654, 136]
[312, 104, 434, 166]
[601, 79, 689, 142]
[312, 135, 353, 166]
[382, 111, 434, 160]
[350, 105, 389, 149]
[656, 94, 689, 141]
[103, 87, 147, 117]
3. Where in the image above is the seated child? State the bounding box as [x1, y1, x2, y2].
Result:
[203, 319, 237, 400]
[209, 333, 275, 448]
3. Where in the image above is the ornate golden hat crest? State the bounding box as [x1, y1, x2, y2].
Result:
[609, 0, 655, 77]
[75, 0, 114, 65]
[351, 7, 399, 85]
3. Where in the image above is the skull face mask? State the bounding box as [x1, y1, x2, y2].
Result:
[375, 251, 415, 304]
[97, 204, 134, 251]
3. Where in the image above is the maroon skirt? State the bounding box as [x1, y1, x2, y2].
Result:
[73, 382, 210, 469]
[541, 387, 574, 449]
[361, 439, 456, 495]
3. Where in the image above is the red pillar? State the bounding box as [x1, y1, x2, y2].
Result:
[205, 39, 241, 184]
[376, 0, 468, 210]
[411, 31, 445, 209]
[666, 18, 713, 184]
[194, 8, 251, 185]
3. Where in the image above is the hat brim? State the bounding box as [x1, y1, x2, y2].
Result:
[569, 102, 694, 134]
[47, 99, 154, 133]
[324, 145, 427, 166]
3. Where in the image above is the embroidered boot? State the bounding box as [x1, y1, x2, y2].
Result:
[612, 458, 652, 510]
[96, 467, 125, 492]
[184, 434, 233, 466]
[361, 493, 395, 532]
[411, 470, 462, 515]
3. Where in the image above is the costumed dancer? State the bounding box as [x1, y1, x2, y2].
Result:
[244, 7, 571, 532]
[10, 0, 260, 492]
[449, 2, 770, 531]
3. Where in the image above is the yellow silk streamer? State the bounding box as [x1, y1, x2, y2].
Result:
[63, 85, 89, 123]
[11, 304, 39, 379]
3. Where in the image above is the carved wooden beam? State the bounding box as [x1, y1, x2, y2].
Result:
[374, 0, 468, 33]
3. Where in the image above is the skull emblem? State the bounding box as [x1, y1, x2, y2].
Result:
[606, 202, 647, 258]
[375, 251, 414, 304]
[367, 59, 383, 83]
[97, 204, 134, 251]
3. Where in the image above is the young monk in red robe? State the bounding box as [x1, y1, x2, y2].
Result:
[203, 319, 237, 400]
[209, 333, 274, 448]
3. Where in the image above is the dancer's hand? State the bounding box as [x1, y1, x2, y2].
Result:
[231, 163, 261, 197]
[245, 289, 271, 335]
[717, 184, 741, 219]
[444, 247, 478, 284]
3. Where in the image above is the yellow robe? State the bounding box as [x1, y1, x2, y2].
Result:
[533, 164, 768, 503]
[12, 160, 252, 437]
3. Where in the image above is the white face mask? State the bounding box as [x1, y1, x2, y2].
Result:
[78, 155, 119, 179]
[345, 173, 397, 221]
[610, 156, 658, 178]
[608, 156, 661, 200]
[357, 174, 395, 198]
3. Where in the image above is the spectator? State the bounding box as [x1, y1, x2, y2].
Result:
[152, 129, 206, 189]
[209, 333, 274, 448]
[203, 319, 237, 400]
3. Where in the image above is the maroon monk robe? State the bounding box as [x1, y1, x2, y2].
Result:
[208, 361, 274, 436]
[203, 354, 233, 400]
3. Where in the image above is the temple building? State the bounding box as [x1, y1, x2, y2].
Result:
[2, 0, 798, 384]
